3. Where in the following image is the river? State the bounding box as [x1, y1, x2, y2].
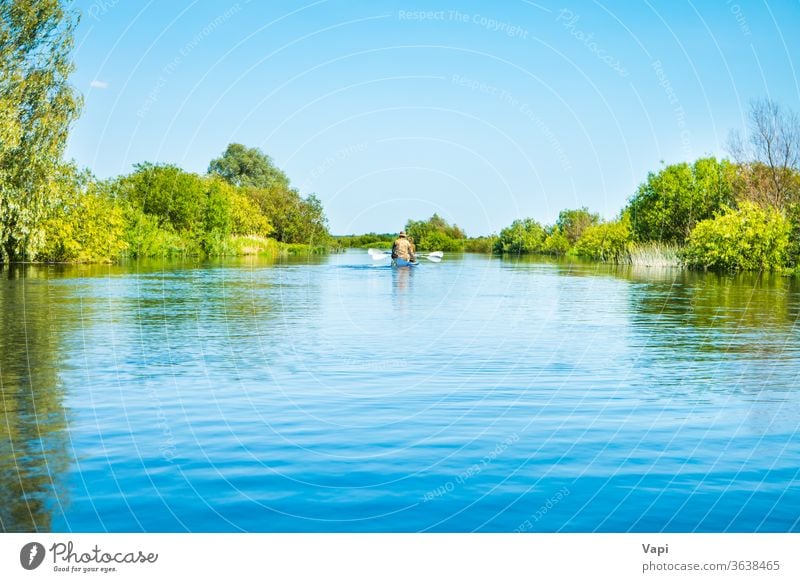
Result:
[1, 250, 798, 532]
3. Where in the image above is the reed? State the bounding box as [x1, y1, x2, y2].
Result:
[624, 242, 682, 267]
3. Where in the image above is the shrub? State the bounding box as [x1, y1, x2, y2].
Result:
[556, 207, 600, 244]
[682, 202, 790, 271]
[38, 173, 127, 263]
[542, 230, 571, 255]
[405, 214, 466, 251]
[573, 216, 632, 262]
[122, 206, 193, 258]
[335, 233, 395, 248]
[463, 236, 497, 253]
[493, 218, 547, 254]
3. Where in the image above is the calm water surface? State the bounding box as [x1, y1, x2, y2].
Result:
[1, 251, 799, 532]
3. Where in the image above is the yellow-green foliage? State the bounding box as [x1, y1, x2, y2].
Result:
[682, 202, 790, 271]
[38, 169, 127, 263]
[493, 218, 547, 254]
[231, 235, 280, 256]
[463, 236, 497, 253]
[229, 187, 273, 237]
[542, 230, 571, 255]
[574, 215, 632, 262]
[0, 0, 82, 261]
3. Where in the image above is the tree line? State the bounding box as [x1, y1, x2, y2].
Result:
[494, 99, 800, 272]
[3, 2, 798, 272]
[1, 3, 329, 263]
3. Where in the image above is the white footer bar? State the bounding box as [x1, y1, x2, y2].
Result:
[1, 534, 796, 581]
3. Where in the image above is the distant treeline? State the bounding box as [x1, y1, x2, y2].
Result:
[492, 99, 800, 273]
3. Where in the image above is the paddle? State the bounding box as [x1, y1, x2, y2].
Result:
[367, 248, 443, 262]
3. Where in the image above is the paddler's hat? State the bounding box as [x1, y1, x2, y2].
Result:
[399, 231, 407, 237]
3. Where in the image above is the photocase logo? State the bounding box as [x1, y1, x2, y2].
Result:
[20, 542, 46, 570]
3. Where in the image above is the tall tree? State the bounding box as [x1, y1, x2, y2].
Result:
[627, 157, 735, 244]
[0, 0, 82, 261]
[728, 99, 800, 209]
[556, 207, 600, 244]
[208, 143, 290, 190]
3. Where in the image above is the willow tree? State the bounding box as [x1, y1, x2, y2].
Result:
[0, 0, 81, 262]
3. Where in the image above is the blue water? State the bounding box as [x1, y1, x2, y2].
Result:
[1, 251, 799, 532]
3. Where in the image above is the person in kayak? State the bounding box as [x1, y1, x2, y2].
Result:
[391, 231, 416, 262]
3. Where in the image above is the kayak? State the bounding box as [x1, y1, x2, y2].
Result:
[368, 248, 441, 264]
[392, 257, 419, 267]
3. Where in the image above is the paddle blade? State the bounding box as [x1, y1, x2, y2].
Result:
[370, 253, 391, 261]
[427, 251, 444, 259]
[423, 254, 441, 263]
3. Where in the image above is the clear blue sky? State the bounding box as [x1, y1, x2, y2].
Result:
[66, 0, 800, 236]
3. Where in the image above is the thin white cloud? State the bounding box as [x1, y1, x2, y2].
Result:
[90, 80, 109, 89]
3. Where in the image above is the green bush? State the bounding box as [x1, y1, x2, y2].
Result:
[123, 206, 193, 258]
[463, 236, 497, 253]
[245, 186, 329, 244]
[786, 202, 800, 268]
[574, 216, 632, 262]
[418, 230, 464, 251]
[38, 171, 127, 263]
[117, 163, 208, 235]
[405, 214, 466, 251]
[556, 207, 599, 244]
[682, 202, 790, 271]
[494, 218, 547, 254]
[335, 233, 395, 248]
[542, 230, 571, 255]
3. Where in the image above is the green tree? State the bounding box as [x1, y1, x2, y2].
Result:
[627, 157, 736, 244]
[228, 187, 272, 237]
[405, 213, 466, 251]
[244, 186, 328, 244]
[573, 215, 632, 262]
[0, 0, 82, 261]
[117, 163, 207, 234]
[542, 229, 571, 255]
[493, 218, 547, 254]
[556, 207, 600, 244]
[208, 143, 290, 190]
